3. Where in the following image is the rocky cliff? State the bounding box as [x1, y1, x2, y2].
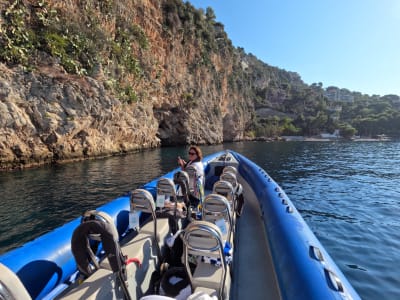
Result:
[0, 0, 306, 170]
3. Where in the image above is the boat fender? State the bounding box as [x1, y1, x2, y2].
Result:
[160, 267, 191, 298]
[71, 220, 125, 278]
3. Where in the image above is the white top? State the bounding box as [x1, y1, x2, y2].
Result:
[186, 160, 205, 201]
[186, 160, 204, 184]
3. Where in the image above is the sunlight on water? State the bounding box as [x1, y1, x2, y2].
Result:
[267, 141, 400, 300]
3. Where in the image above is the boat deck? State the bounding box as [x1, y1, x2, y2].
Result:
[231, 177, 281, 300]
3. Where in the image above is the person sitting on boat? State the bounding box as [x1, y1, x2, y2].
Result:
[177, 145, 205, 207]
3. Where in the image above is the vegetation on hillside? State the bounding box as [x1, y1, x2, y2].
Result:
[0, 0, 148, 103]
[1, 0, 399, 139]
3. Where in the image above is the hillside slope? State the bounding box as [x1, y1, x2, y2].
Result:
[0, 0, 310, 169]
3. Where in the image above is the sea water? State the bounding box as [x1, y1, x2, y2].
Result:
[0, 141, 399, 300]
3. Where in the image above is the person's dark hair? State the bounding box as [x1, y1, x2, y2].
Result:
[189, 146, 203, 160]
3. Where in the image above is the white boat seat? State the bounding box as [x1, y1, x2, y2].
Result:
[156, 178, 177, 200]
[202, 194, 233, 245]
[80, 210, 120, 242]
[193, 262, 225, 291]
[71, 212, 125, 277]
[61, 260, 144, 300]
[212, 180, 235, 204]
[65, 212, 132, 300]
[140, 296, 175, 300]
[173, 170, 190, 200]
[220, 171, 244, 217]
[156, 178, 184, 217]
[72, 210, 122, 273]
[212, 180, 236, 225]
[120, 219, 169, 262]
[222, 165, 238, 175]
[60, 268, 114, 300]
[0, 263, 32, 300]
[220, 171, 238, 190]
[190, 288, 218, 299]
[185, 165, 198, 195]
[65, 225, 165, 300]
[156, 177, 187, 231]
[131, 188, 171, 260]
[182, 221, 230, 300]
[62, 210, 166, 299]
[220, 171, 243, 199]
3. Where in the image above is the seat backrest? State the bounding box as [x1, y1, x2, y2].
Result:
[181, 221, 227, 299]
[173, 170, 190, 199]
[182, 220, 224, 257]
[71, 213, 124, 277]
[222, 165, 237, 175]
[81, 209, 119, 242]
[157, 178, 176, 198]
[185, 165, 198, 194]
[212, 180, 235, 203]
[202, 194, 233, 243]
[156, 178, 177, 208]
[220, 171, 238, 190]
[130, 188, 156, 213]
[130, 189, 161, 259]
[71, 212, 132, 299]
[0, 263, 32, 300]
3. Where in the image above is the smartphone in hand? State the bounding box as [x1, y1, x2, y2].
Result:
[177, 156, 184, 167]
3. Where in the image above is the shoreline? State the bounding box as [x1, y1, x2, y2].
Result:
[0, 137, 395, 171]
[252, 136, 394, 142]
[281, 136, 393, 142]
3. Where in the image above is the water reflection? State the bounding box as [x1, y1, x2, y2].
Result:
[1, 141, 400, 300]
[299, 209, 357, 223]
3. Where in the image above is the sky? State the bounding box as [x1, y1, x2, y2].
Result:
[188, 0, 400, 96]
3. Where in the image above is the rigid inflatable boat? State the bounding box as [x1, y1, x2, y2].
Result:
[0, 150, 360, 300]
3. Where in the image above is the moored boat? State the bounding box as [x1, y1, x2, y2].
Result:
[0, 150, 361, 300]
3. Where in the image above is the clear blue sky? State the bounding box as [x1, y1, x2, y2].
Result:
[188, 0, 400, 96]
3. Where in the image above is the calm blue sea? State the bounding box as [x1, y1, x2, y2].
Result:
[0, 141, 399, 299]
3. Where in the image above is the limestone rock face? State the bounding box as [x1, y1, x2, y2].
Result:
[0, 0, 272, 170]
[0, 64, 160, 169]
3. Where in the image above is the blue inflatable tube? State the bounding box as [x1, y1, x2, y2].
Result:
[0, 150, 359, 300]
[0, 196, 131, 299]
[0, 151, 224, 299]
[231, 151, 360, 300]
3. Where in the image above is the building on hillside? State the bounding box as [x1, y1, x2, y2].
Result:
[327, 104, 342, 120]
[324, 87, 354, 102]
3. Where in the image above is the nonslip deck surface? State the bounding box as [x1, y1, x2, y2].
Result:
[231, 178, 281, 300]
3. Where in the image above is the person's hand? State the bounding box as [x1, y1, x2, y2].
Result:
[177, 156, 185, 168]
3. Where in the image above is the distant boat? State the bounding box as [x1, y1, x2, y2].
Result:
[0, 150, 360, 300]
[352, 134, 391, 142]
[374, 134, 391, 141]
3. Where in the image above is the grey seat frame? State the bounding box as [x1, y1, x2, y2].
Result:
[202, 193, 233, 245]
[181, 220, 228, 300]
[130, 188, 162, 260]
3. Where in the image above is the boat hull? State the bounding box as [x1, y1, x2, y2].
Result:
[0, 150, 360, 300]
[231, 152, 359, 299]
